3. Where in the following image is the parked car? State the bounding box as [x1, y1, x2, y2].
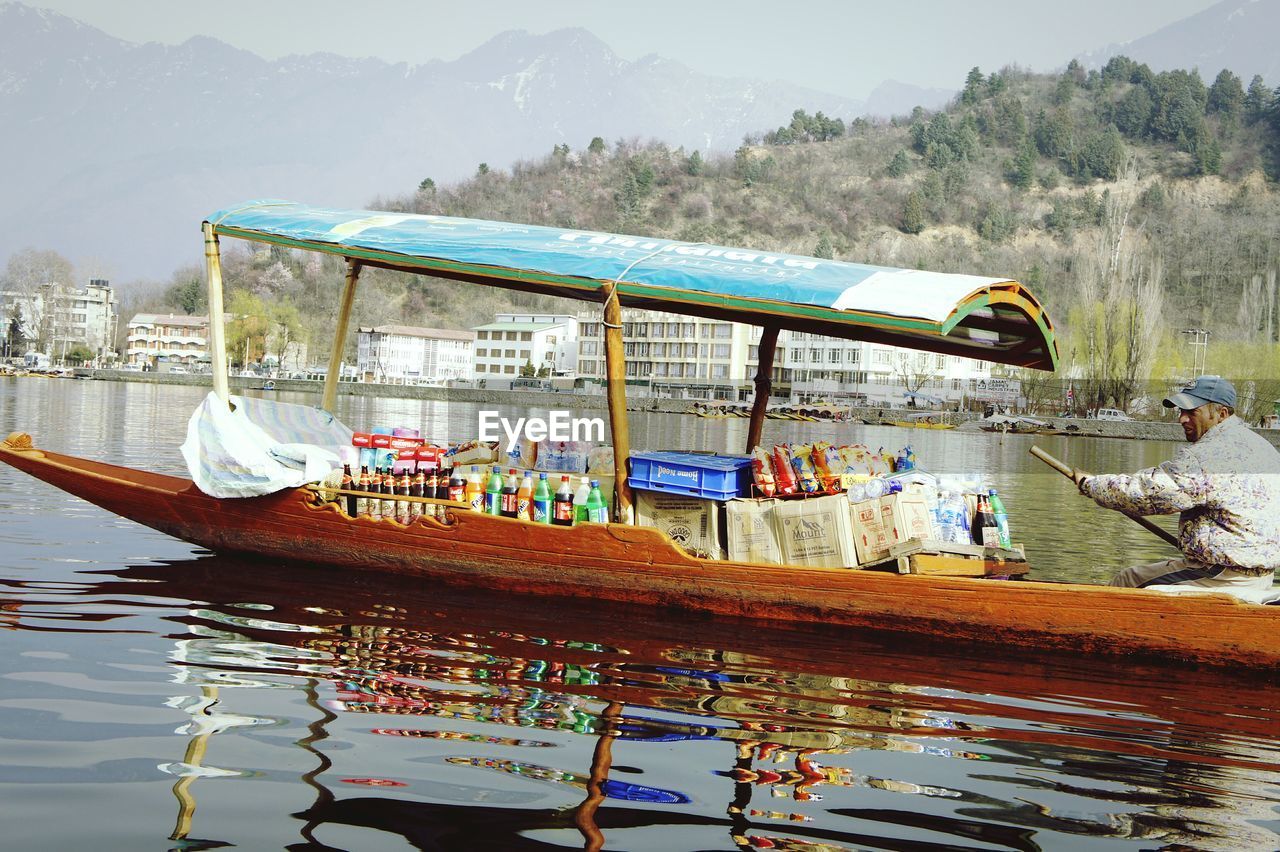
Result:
[1091, 408, 1134, 421]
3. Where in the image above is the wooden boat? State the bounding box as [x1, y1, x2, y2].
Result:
[4, 200, 1277, 670]
[889, 413, 955, 430]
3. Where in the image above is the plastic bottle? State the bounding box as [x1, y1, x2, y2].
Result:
[516, 471, 534, 521]
[484, 466, 503, 515]
[896, 445, 914, 472]
[585, 480, 608, 523]
[987, 488, 1011, 549]
[573, 476, 592, 524]
[532, 473, 552, 524]
[448, 463, 467, 504]
[553, 475, 574, 526]
[937, 490, 968, 544]
[465, 470, 484, 512]
[501, 469, 520, 518]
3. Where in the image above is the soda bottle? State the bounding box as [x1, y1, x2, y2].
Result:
[585, 480, 608, 523]
[356, 465, 371, 517]
[532, 472, 552, 524]
[435, 458, 452, 503]
[341, 464, 356, 517]
[500, 468, 519, 518]
[448, 463, 467, 504]
[409, 461, 425, 522]
[396, 470, 412, 524]
[369, 466, 385, 519]
[516, 471, 534, 521]
[552, 475, 574, 526]
[987, 488, 1011, 549]
[422, 464, 439, 519]
[972, 495, 1000, 547]
[573, 475, 592, 524]
[465, 469, 484, 512]
[485, 466, 503, 515]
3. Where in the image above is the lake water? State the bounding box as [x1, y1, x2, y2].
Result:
[2, 377, 1277, 850]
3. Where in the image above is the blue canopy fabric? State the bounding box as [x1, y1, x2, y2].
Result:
[206, 200, 1059, 370]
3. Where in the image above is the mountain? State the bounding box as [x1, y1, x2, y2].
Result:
[1079, 0, 1280, 83]
[863, 80, 954, 118]
[0, 3, 863, 281]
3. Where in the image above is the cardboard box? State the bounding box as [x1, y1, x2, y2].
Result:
[726, 499, 782, 564]
[850, 496, 896, 566]
[637, 491, 723, 560]
[890, 494, 937, 543]
[774, 494, 857, 568]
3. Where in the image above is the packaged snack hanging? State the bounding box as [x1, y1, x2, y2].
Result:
[770, 445, 798, 495]
[750, 447, 776, 497]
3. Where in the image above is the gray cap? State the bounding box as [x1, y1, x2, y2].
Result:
[1163, 375, 1236, 410]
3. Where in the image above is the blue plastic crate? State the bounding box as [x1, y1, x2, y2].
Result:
[628, 452, 753, 500]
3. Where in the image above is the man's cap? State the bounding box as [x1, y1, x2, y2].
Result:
[1163, 375, 1236, 410]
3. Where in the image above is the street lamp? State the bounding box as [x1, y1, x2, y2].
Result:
[1181, 328, 1210, 376]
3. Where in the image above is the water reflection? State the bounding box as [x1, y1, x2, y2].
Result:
[10, 557, 1256, 850]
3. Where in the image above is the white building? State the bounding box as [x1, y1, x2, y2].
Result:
[575, 309, 756, 391]
[126, 313, 209, 367]
[1, 279, 118, 363]
[472, 314, 576, 378]
[781, 332, 992, 407]
[356, 325, 475, 383]
[569, 311, 991, 404]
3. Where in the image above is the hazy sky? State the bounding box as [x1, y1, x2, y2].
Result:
[28, 0, 1222, 98]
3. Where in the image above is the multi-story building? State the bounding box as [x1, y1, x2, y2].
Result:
[126, 313, 209, 367]
[574, 309, 757, 391]
[356, 325, 475, 383]
[781, 331, 991, 407]
[1, 279, 118, 363]
[472, 314, 576, 378]
[570, 310, 991, 405]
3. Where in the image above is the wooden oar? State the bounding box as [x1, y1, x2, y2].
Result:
[1029, 445, 1180, 548]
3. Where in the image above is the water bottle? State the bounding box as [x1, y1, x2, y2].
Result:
[987, 488, 1011, 549]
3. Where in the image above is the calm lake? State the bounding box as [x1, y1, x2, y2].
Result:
[2, 377, 1277, 850]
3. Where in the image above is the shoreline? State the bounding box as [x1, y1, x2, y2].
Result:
[16, 370, 1280, 448]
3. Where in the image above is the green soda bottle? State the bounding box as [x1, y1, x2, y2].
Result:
[987, 488, 1011, 549]
[484, 465, 503, 515]
[532, 472, 552, 524]
[585, 480, 607, 524]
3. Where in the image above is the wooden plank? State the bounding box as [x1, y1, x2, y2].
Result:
[203, 222, 230, 402]
[905, 553, 1030, 577]
[889, 537, 1027, 562]
[603, 287, 633, 524]
[322, 260, 361, 413]
[745, 325, 779, 453]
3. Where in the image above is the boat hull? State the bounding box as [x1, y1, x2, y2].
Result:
[3, 432, 1277, 669]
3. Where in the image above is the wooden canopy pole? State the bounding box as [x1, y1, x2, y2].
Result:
[321, 260, 362, 413]
[203, 223, 230, 403]
[603, 287, 634, 524]
[745, 326, 780, 454]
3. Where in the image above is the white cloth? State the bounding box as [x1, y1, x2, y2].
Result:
[181, 392, 352, 498]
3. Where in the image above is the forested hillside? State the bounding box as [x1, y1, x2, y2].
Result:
[31, 57, 1280, 417]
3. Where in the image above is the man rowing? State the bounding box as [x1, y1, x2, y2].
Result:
[1074, 376, 1280, 600]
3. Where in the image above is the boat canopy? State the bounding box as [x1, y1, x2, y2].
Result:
[206, 200, 1059, 371]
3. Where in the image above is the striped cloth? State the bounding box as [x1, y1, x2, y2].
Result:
[181, 392, 353, 498]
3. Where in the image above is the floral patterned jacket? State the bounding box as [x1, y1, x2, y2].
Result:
[1081, 416, 1280, 575]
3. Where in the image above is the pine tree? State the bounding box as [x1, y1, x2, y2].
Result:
[900, 192, 927, 234]
[886, 149, 910, 178]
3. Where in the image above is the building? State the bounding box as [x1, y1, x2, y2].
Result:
[570, 310, 991, 405]
[356, 325, 475, 383]
[781, 331, 992, 407]
[574, 309, 756, 391]
[472, 314, 577, 378]
[126, 314, 210, 368]
[1, 278, 118, 363]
